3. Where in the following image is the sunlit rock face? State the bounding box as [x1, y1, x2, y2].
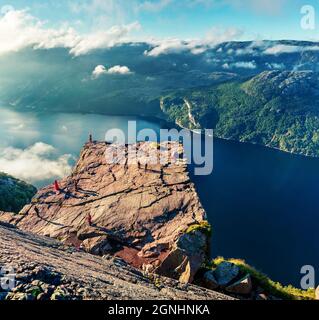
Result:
[1, 141, 209, 283]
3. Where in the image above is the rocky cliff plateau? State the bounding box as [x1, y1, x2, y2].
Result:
[1, 141, 315, 300]
[0, 141, 210, 285]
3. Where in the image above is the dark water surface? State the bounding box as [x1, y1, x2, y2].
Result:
[191, 137, 319, 287]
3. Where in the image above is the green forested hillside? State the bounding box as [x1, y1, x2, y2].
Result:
[161, 71, 319, 157]
[0, 172, 37, 213]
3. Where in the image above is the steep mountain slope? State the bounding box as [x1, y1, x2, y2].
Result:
[0, 222, 232, 300]
[162, 71, 319, 157]
[0, 172, 36, 213]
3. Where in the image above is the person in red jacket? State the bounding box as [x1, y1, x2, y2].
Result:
[54, 180, 60, 193]
[87, 213, 92, 226]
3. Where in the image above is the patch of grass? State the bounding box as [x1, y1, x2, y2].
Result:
[186, 221, 212, 237]
[211, 257, 315, 300]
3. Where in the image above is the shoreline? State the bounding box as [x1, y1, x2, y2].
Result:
[2, 105, 317, 160]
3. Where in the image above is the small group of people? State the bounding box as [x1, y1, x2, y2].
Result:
[137, 160, 148, 171]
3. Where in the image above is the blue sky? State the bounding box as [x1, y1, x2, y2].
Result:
[2, 0, 318, 41]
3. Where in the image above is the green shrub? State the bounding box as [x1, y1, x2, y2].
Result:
[186, 221, 212, 237]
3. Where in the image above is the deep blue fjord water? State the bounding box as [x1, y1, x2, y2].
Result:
[1, 108, 318, 287]
[191, 137, 319, 288]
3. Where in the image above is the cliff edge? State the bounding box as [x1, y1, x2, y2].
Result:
[0, 141, 209, 283]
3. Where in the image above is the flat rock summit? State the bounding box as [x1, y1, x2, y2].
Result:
[1, 141, 209, 284]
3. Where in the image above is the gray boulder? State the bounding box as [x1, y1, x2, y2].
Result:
[203, 270, 219, 290]
[214, 262, 240, 287]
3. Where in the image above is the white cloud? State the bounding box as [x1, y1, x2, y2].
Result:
[0, 8, 243, 58]
[69, 22, 141, 56]
[232, 42, 319, 56]
[107, 65, 132, 74]
[0, 142, 73, 183]
[264, 45, 302, 55]
[232, 61, 257, 69]
[264, 44, 319, 55]
[144, 27, 243, 56]
[205, 26, 244, 46]
[0, 9, 78, 55]
[0, 9, 140, 56]
[222, 61, 257, 69]
[92, 65, 108, 78]
[144, 39, 188, 56]
[92, 64, 132, 78]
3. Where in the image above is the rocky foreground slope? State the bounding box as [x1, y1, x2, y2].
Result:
[0, 222, 232, 300]
[0, 141, 209, 284]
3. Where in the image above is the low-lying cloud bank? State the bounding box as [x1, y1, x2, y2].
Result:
[144, 27, 243, 56]
[223, 61, 257, 69]
[0, 142, 73, 184]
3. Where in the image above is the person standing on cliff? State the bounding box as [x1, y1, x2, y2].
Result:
[54, 180, 60, 194]
[74, 179, 79, 192]
[86, 213, 92, 226]
[34, 206, 40, 217]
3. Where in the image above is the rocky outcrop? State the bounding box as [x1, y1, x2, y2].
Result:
[202, 259, 315, 300]
[202, 262, 252, 297]
[214, 262, 240, 287]
[0, 141, 209, 284]
[0, 223, 233, 300]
